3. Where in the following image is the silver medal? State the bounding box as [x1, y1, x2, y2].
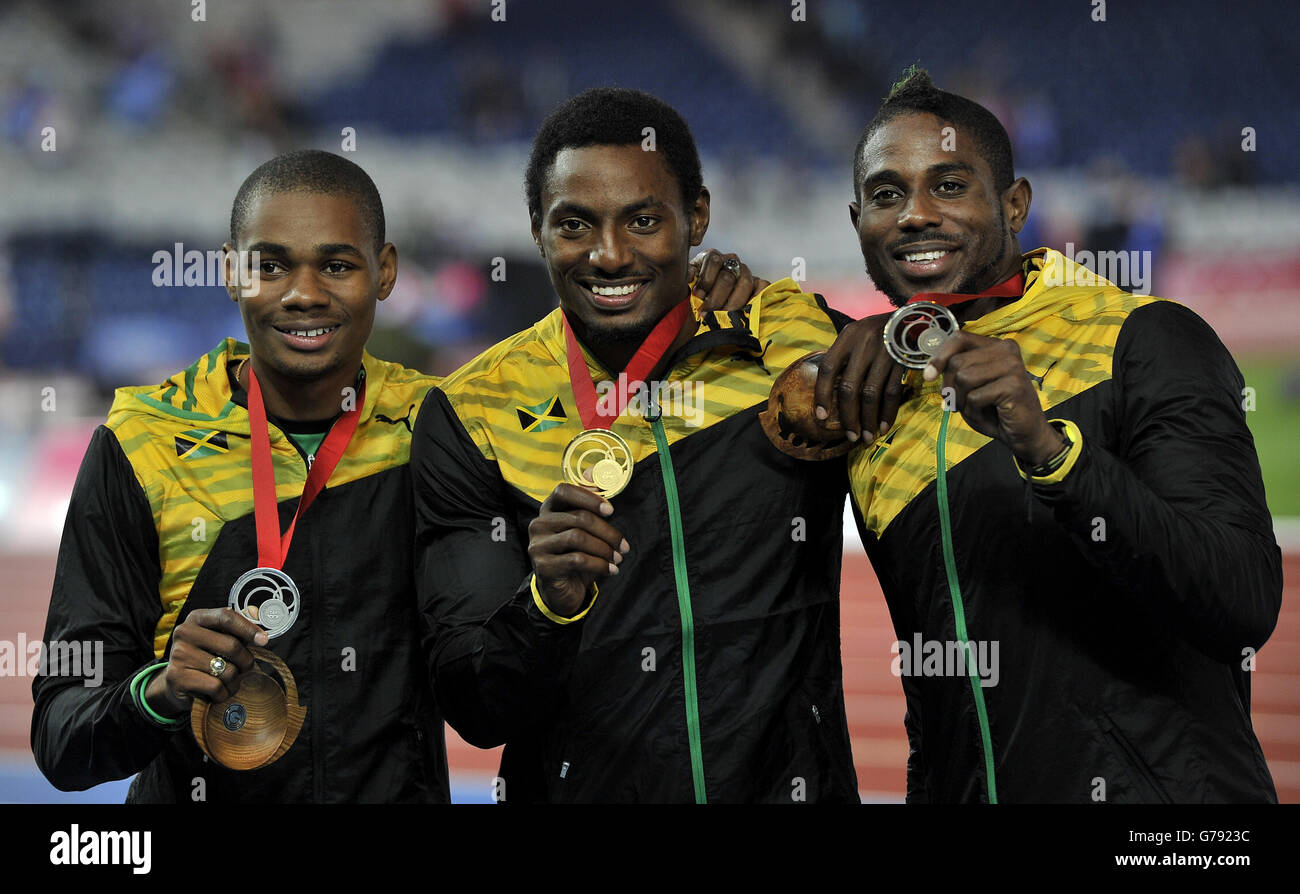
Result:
[228, 567, 300, 639]
[883, 301, 961, 369]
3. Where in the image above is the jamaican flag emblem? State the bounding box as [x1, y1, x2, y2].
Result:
[867, 427, 898, 464]
[175, 429, 229, 459]
[517, 396, 567, 433]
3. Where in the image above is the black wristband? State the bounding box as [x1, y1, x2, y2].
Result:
[1024, 422, 1073, 477]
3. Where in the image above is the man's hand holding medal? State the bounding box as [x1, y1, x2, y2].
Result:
[526, 251, 759, 619]
[144, 608, 269, 716]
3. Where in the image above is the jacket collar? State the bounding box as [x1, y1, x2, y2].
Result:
[533, 282, 784, 380]
[118, 338, 387, 432]
[964, 248, 1130, 337]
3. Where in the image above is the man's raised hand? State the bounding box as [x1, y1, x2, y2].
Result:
[813, 312, 906, 443]
[528, 483, 629, 617]
[689, 249, 770, 313]
[923, 332, 1066, 466]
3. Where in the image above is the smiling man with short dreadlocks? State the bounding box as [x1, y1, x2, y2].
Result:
[813, 66, 1282, 802]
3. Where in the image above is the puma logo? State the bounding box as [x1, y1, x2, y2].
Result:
[729, 338, 773, 375]
[375, 404, 416, 432]
[1027, 360, 1059, 391]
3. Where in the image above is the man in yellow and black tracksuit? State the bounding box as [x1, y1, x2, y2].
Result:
[837, 67, 1280, 803]
[852, 248, 1281, 803]
[414, 86, 859, 803]
[413, 282, 859, 802]
[32, 339, 448, 801]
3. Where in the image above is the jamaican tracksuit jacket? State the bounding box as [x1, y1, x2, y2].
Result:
[851, 248, 1281, 803]
[412, 280, 858, 803]
[31, 338, 449, 802]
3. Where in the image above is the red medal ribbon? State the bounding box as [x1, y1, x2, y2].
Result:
[908, 272, 1025, 308]
[246, 365, 365, 569]
[562, 300, 691, 429]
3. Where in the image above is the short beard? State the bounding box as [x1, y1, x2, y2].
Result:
[951, 209, 1010, 296]
[868, 208, 1010, 307]
[867, 265, 913, 309]
[579, 317, 661, 350]
[948, 244, 1009, 299]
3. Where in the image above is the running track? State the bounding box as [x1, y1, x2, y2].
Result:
[2, 552, 1296, 803]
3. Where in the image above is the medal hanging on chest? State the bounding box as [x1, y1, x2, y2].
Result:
[195, 362, 364, 771]
[230, 365, 365, 636]
[760, 274, 1026, 459]
[561, 301, 690, 499]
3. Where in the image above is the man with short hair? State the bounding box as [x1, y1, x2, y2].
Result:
[33, 150, 450, 801]
[818, 68, 1281, 802]
[412, 87, 859, 802]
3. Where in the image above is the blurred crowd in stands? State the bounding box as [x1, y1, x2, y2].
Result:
[0, 0, 1292, 396]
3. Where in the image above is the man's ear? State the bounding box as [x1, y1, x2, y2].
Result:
[848, 201, 861, 231]
[1003, 177, 1032, 234]
[376, 243, 398, 302]
[688, 186, 711, 246]
[530, 212, 545, 258]
[222, 242, 239, 302]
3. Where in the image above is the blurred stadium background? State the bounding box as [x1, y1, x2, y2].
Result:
[0, 0, 1296, 803]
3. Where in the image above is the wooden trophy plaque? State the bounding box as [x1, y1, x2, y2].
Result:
[759, 351, 855, 460]
[190, 647, 306, 771]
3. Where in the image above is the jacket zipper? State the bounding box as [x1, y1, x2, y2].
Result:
[648, 413, 707, 804]
[271, 425, 323, 800]
[1099, 712, 1172, 803]
[309, 501, 324, 801]
[281, 431, 314, 470]
[936, 409, 999, 803]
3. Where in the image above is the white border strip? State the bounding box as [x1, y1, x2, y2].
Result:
[1274, 517, 1300, 553]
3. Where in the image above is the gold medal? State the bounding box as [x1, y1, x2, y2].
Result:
[560, 300, 690, 502]
[562, 428, 634, 498]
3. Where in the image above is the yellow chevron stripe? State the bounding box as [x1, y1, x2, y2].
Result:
[442, 281, 839, 503]
[850, 254, 1162, 538]
[106, 342, 438, 656]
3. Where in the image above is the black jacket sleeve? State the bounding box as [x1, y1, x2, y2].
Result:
[411, 388, 583, 748]
[1033, 301, 1283, 662]
[813, 293, 853, 333]
[31, 425, 177, 790]
[902, 690, 930, 804]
